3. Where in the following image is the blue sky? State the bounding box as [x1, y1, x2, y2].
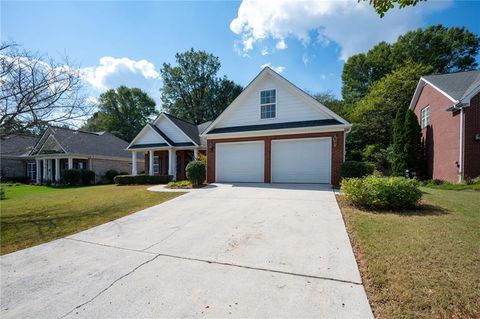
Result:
[2, 0, 480, 108]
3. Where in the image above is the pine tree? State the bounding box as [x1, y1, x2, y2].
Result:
[391, 106, 408, 176]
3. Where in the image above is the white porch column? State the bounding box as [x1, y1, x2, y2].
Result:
[55, 158, 60, 182]
[149, 150, 154, 176]
[35, 159, 41, 184]
[42, 159, 48, 180]
[131, 151, 138, 176]
[48, 159, 53, 180]
[168, 148, 176, 180]
[67, 157, 73, 170]
[194, 148, 199, 160]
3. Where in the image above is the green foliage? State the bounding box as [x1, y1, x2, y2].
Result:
[80, 170, 95, 185]
[361, 0, 424, 17]
[160, 49, 242, 124]
[167, 180, 192, 189]
[0, 185, 5, 200]
[391, 109, 423, 176]
[346, 63, 432, 157]
[342, 25, 479, 105]
[82, 86, 157, 142]
[362, 144, 392, 174]
[185, 160, 206, 186]
[104, 169, 120, 183]
[341, 176, 422, 209]
[113, 175, 172, 185]
[341, 161, 375, 178]
[63, 169, 81, 185]
[313, 91, 347, 117]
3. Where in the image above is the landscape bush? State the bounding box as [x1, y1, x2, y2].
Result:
[0, 185, 5, 200]
[80, 170, 95, 185]
[104, 169, 120, 183]
[341, 175, 422, 209]
[114, 174, 172, 185]
[167, 180, 192, 189]
[341, 161, 375, 178]
[63, 169, 81, 185]
[185, 160, 206, 186]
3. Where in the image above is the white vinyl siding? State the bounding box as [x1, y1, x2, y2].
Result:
[156, 117, 190, 143]
[134, 126, 168, 145]
[271, 138, 331, 183]
[421, 106, 430, 128]
[216, 141, 264, 182]
[216, 75, 330, 128]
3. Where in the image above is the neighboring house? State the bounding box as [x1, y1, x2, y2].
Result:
[29, 127, 143, 183]
[127, 113, 210, 180]
[0, 135, 39, 180]
[410, 70, 480, 182]
[202, 67, 351, 186]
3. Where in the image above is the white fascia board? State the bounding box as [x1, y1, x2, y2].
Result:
[36, 134, 67, 155]
[127, 124, 171, 149]
[204, 124, 350, 140]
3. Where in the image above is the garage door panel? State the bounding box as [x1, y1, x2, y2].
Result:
[216, 142, 264, 182]
[272, 138, 330, 184]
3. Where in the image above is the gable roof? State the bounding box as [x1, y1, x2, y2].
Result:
[410, 70, 480, 109]
[31, 127, 132, 158]
[202, 67, 350, 136]
[163, 113, 202, 145]
[0, 134, 39, 157]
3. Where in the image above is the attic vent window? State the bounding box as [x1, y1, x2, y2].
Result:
[260, 89, 276, 119]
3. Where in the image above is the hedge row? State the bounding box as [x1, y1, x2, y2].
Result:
[341, 161, 375, 178]
[63, 169, 95, 185]
[114, 175, 172, 185]
[341, 175, 422, 209]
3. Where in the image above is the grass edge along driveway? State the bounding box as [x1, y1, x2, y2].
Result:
[0, 184, 184, 255]
[337, 187, 480, 319]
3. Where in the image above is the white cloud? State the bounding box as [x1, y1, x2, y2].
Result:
[261, 63, 285, 74]
[230, 0, 451, 60]
[261, 47, 269, 56]
[80, 56, 162, 104]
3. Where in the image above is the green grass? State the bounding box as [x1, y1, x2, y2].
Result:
[423, 182, 480, 191]
[0, 184, 183, 255]
[338, 187, 480, 319]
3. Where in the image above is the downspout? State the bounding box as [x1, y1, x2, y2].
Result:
[458, 106, 465, 182]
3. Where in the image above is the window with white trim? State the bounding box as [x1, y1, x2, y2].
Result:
[27, 163, 36, 180]
[260, 89, 276, 119]
[421, 106, 430, 128]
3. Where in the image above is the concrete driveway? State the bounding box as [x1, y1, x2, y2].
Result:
[1, 183, 373, 318]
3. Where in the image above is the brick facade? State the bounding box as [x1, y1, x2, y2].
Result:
[414, 84, 461, 182]
[206, 131, 345, 186]
[464, 92, 480, 179]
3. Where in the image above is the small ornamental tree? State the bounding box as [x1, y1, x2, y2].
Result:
[185, 160, 206, 186]
[403, 109, 423, 174]
[391, 106, 408, 176]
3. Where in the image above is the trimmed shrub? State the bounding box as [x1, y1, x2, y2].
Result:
[341, 161, 375, 178]
[80, 170, 95, 185]
[104, 169, 120, 183]
[0, 185, 5, 200]
[167, 180, 192, 189]
[341, 176, 422, 209]
[63, 169, 81, 185]
[185, 160, 206, 186]
[114, 175, 172, 185]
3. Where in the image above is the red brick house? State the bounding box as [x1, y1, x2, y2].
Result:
[410, 70, 480, 182]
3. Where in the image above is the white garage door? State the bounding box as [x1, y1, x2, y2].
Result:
[216, 141, 264, 182]
[271, 138, 331, 184]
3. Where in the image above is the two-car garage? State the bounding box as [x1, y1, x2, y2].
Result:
[215, 137, 331, 184]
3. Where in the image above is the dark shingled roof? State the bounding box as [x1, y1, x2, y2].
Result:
[207, 119, 342, 134]
[1, 135, 39, 157]
[423, 70, 480, 101]
[164, 113, 201, 145]
[32, 127, 132, 158]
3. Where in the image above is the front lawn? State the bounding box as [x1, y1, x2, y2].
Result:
[338, 187, 480, 318]
[0, 184, 183, 255]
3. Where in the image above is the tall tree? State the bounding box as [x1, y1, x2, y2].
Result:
[0, 42, 92, 138]
[391, 107, 408, 175]
[313, 91, 347, 117]
[160, 49, 242, 124]
[82, 86, 157, 142]
[342, 25, 479, 105]
[361, 0, 425, 17]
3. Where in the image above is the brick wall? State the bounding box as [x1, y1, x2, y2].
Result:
[206, 131, 345, 186]
[414, 84, 460, 182]
[91, 158, 136, 182]
[0, 158, 32, 178]
[464, 92, 480, 179]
